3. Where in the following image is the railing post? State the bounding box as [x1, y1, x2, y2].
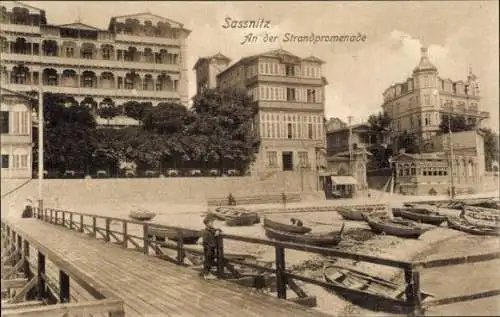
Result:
[122, 222, 128, 248]
[69, 213, 73, 230]
[62, 211, 65, 227]
[176, 229, 185, 265]
[216, 234, 224, 277]
[49, 209, 53, 224]
[143, 224, 149, 255]
[92, 217, 97, 237]
[105, 218, 111, 242]
[405, 268, 422, 316]
[79, 215, 84, 233]
[23, 240, 35, 300]
[275, 245, 287, 299]
[59, 269, 70, 303]
[17, 233, 22, 263]
[37, 251, 46, 299]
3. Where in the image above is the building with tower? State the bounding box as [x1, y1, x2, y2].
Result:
[0, 1, 191, 126]
[381, 47, 489, 151]
[193, 49, 328, 177]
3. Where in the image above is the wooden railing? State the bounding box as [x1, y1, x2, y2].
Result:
[1, 218, 125, 317]
[30, 206, 500, 315]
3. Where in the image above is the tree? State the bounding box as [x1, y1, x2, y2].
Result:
[123, 101, 152, 122]
[481, 128, 499, 171]
[97, 106, 121, 125]
[143, 102, 191, 135]
[367, 111, 392, 168]
[397, 131, 419, 154]
[439, 115, 474, 133]
[191, 88, 260, 171]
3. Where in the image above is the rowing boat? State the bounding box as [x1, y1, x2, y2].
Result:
[210, 207, 260, 226]
[148, 226, 201, 244]
[264, 224, 344, 247]
[362, 213, 431, 239]
[336, 206, 386, 221]
[323, 264, 433, 313]
[447, 217, 499, 236]
[397, 208, 448, 226]
[262, 217, 312, 234]
[129, 209, 156, 221]
[460, 207, 500, 231]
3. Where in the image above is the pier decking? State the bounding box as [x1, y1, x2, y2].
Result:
[3, 218, 331, 317]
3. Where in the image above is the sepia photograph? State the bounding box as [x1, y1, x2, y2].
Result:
[0, 1, 499, 316]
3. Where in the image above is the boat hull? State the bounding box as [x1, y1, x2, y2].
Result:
[448, 217, 499, 236]
[264, 227, 341, 246]
[129, 211, 156, 221]
[363, 214, 428, 239]
[323, 265, 432, 314]
[263, 217, 312, 234]
[210, 207, 260, 226]
[148, 227, 201, 244]
[398, 209, 447, 226]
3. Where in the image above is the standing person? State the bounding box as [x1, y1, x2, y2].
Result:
[199, 215, 221, 280]
[21, 198, 33, 218]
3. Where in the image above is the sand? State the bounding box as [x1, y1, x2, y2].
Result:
[2, 189, 499, 316]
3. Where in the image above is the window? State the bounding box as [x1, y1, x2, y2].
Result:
[1, 111, 9, 134]
[306, 89, 316, 103]
[266, 151, 278, 166]
[423, 76, 429, 88]
[287, 123, 292, 139]
[21, 154, 28, 168]
[308, 123, 313, 139]
[285, 64, 295, 76]
[102, 49, 111, 60]
[1, 155, 8, 168]
[65, 47, 74, 58]
[424, 95, 430, 105]
[286, 88, 296, 101]
[298, 152, 309, 167]
[82, 50, 93, 59]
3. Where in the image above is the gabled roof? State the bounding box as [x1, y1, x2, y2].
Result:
[0, 87, 37, 101]
[302, 56, 325, 64]
[58, 22, 104, 31]
[110, 12, 185, 28]
[193, 52, 231, 70]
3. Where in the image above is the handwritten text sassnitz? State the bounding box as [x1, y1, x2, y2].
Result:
[282, 32, 368, 43]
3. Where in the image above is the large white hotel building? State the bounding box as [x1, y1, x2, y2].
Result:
[0, 1, 191, 111]
[0, 1, 191, 178]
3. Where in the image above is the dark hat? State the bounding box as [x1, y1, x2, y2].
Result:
[203, 215, 216, 224]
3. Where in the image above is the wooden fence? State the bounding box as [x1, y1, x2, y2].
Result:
[1, 219, 125, 317]
[30, 206, 500, 315]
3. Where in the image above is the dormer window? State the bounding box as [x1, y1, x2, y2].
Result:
[285, 64, 295, 77]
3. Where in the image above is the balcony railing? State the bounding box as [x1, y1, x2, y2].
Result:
[247, 74, 324, 86]
[2, 82, 180, 99]
[0, 23, 41, 34]
[115, 33, 183, 46]
[1, 52, 180, 73]
[258, 100, 324, 111]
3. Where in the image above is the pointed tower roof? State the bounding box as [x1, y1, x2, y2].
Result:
[413, 47, 437, 73]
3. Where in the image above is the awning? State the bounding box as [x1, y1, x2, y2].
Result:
[330, 176, 358, 185]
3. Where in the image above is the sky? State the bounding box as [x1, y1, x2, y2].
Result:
[23, 1, 499, 131]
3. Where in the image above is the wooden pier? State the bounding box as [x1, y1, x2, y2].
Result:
[2, 204, 499, 316]
[1, 217, 332, 317]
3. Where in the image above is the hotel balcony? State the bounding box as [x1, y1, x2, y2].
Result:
[1, 53, 180, 73]
[247, 75, 324, 87]
[0, 23, 41, 34]
[3, 83, 180, 99]
[115, 33, 183, 46]
[258, 100, 324, 112]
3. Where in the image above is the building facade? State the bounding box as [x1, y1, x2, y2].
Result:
[194, 49, 327, 176]
[326, 123, 382, 157]
[393, 130, 485, 195]
[1, 87, 33, 179]
[0, 1, 191, 118]
[381, 47, 489, 150]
